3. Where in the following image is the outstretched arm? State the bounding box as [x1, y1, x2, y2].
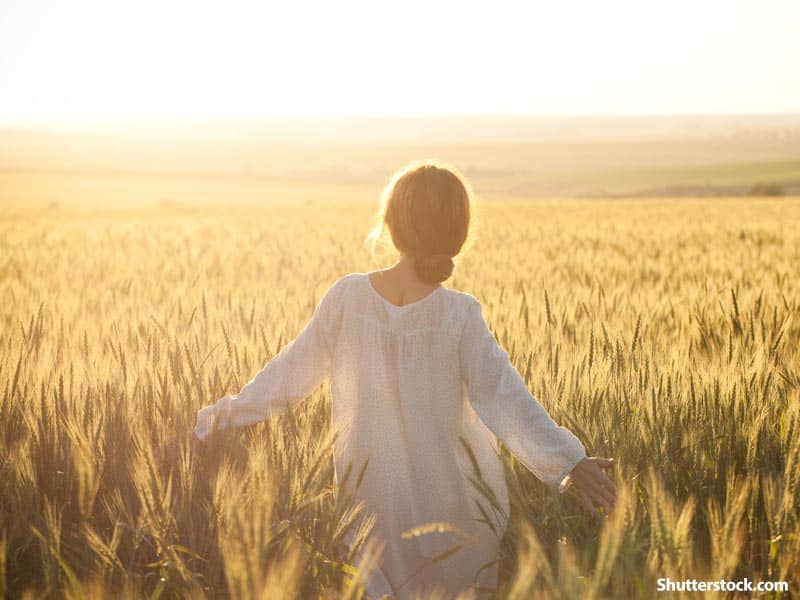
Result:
[194, 279, 343, 441]
[459, 299, 615, 511]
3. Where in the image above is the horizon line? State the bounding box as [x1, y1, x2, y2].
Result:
[2, 110, 800, 129]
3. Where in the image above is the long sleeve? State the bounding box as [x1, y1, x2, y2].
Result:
[194, 278, 343, 441]
[458, 299, 586, 493]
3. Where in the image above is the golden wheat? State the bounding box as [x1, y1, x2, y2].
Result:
[1, 197, 798, 598]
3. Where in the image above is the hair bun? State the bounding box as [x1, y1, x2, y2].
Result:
[415, 254, 455, 284]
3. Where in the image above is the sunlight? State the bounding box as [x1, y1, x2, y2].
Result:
[0, 0, 798, 124]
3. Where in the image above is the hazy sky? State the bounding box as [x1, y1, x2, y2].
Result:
[0, 0, 798, 124]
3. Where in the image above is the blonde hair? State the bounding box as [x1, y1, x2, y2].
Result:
[368, 160, 472, 284]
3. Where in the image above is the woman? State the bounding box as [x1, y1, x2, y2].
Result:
[193, 161, 617, 599]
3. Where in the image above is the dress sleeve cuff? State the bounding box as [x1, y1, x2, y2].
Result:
[556, 451, 587, 494]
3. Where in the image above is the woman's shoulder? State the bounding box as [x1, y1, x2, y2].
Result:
[431, 286, 487, 337]
[330, 272, 366, 288]
[320, 273, 367, 306]
[440, 285, 482, 309]
[326, 272, 368, 295]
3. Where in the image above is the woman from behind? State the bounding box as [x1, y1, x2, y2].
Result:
[193, 160, 617, 599]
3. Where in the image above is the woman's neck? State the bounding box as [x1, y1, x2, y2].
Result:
[370, 254, 441, 306]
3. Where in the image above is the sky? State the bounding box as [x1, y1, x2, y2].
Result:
[0, 0, 798, 125]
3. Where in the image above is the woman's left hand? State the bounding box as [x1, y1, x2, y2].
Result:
[568, 457, 617, 515]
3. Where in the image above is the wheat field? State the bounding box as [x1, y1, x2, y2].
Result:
[1, 196, 799, 598]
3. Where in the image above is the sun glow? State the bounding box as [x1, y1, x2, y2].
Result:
[0, 0, 798, 125]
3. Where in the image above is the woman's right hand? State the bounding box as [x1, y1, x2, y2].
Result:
[568, 457, 617, 515]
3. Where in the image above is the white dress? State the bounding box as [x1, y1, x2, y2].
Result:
[194, 272, 587, 599]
